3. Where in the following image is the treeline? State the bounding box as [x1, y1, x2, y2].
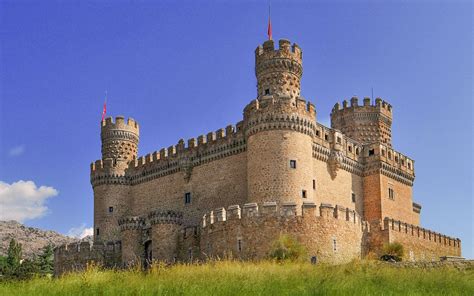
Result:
[0, 239, 54, 280]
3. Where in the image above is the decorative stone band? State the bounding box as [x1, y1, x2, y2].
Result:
[245, 113, 316, 138]
[365, 162, 415, 186]
[118, 216, 145, 231]
[91, 174, 129, 187]
[202, 202, 364, 229]
[101, 130, 139, 142]
[148, 210, 183, 225]
[383, 217, 461, 248]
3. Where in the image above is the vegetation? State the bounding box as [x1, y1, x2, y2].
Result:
[381, 242, 404, 262]
[268, 234, 307, 261]
[0, 239, 54, 280]
[0, 260, 473, 295]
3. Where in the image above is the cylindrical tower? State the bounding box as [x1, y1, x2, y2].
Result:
[330, 97, 393, 146]
[245, 39, 316, 212]
[255, 39, 303, 99]
[118, 216, 145, 266]
[149, 210, 183, 263]
[91, 116, 140, 242]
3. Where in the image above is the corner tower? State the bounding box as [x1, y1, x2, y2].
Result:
[244, 39, 316, 211]
[91, 116, 139, 242]
[330, 97, 393, 146]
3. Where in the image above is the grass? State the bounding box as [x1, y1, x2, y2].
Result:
[1, 260, 473, 296]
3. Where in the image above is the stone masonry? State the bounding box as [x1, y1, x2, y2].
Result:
[54, 38, 462, 275]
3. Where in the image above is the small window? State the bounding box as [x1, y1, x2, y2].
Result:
[237, 239, 242, 252]
[333, 239, 337, 252]
[395, 156, 399, 162]
[265, 89, 270, 95]
[313, 179, 316, 190]
[351, 193, 356, 203]
[408, 162, 412, 169]
[337, 137, 341, 144]
[302, 190, 307, 198]
[348, 146, 352, 152]
[324, 134, 329, 141]
[382, 150, 386, 157]
[368, 149, 375, 156]
[356, 148, 360, 156]
[185, 192, 192, 204]
[290, 160, 297, 169]
[388, 188, 395, 200]
[316, 130, 320, 137]
[108, 206, 114, 213]
[388, 152, 392, 160]
[96, 228, 100, 236]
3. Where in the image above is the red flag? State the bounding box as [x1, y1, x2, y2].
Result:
[267, 14, 272, 40]
[101, 92, 107, 121]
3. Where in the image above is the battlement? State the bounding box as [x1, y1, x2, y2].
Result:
[102, 116, 139, 131]
[201, 202, 364, 228]
[118, 216, 145, 231]
[148, 210, 183, 225]
[255, 39, 302, 60]
[364, 142, 415, 175]
[383, 217, 461, 249]
[54, 241, 122, 255]
[331, 97, 392, 117]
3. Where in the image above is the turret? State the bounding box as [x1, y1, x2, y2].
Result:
[330, 97, 393, 146]
[101, 116, 140, 172]
[244, 39, 316, 213]
[255, 39, 303, 99]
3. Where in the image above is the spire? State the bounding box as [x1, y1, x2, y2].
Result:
[267, 5, 272, 40]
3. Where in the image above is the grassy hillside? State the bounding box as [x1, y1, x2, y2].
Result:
[1, 260, 473, 296]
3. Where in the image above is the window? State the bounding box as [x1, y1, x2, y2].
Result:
[368, 149, 375, 156]
[351, 193, 356, 203]
[333, 239, 337, 252]
[316, 130, 320, 137]
[96, 228, 100, 236]
[388, 188, 395, 200]
[290, 160, 297, 169]
[356, 148, 360, 156]
[108, 206, 114, 213]
[313, 179, 316, 190]
[302, 190, 307, 198]
[185, 192, 192, 204]
[324, 134, 329, 141]
[265, 89, 270, 95]
[238, 239, 242, 252]
[337, 137, 341, 144]
[348, 146, 352, 153]
[388, 151, 392, 160]
[382, 150, 386, 157]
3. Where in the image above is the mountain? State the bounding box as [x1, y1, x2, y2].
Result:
[0, 220, 83, 259]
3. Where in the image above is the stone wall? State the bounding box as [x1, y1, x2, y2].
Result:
[54, 241, 121, 276]
[199, 202, 366, 264]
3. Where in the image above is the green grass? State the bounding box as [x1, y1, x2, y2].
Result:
[1, 260, 473, 296]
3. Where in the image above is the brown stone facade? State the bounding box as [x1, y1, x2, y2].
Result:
[54, 38, 462, 275]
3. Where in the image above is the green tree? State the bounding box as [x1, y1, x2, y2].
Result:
[6, 239, 22, 271]
[381, 242, 404, 262]
[36, 244, 54, 276]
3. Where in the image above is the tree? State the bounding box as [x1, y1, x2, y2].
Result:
[36, 244, 54, 276]
[381, 242, 404, 262]
[268, 234, 307, 262]
[6, 239, 22, 271]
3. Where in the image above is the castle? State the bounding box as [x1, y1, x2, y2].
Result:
[54, 38, 461, 275]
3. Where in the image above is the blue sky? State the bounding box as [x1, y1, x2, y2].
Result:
[0, 1, 472, 258]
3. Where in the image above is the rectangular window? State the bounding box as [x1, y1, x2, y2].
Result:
[369, 149, 375, 156]
[351, 193, 356, 203]
[313, 179, 316, 190]
[337, 137, 341, 144]
[108, 206, 114, 213]
[388, 188, 395, 200]
[290, 160, 297, 169]
[348, 146, 352, 153]
[324, 134, 329, 141]
[316, 130, 320, 137]
[265, 89, 270, 95]
[96, 228, 100, 236]
[302, 190, 307, 198]
[185, 192, 192, 204]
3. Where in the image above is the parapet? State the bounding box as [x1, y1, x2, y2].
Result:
[148, 210, 183, 225]
[383, 217, 461, 249]
[102, 116, 139, 131]
[118, 216, 145, 231]
[202, 202, 362, 229]
[331, 97, 392, 116]
[255, 39, 302, 61]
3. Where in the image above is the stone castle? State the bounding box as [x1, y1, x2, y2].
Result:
[54, 38, 461, 274]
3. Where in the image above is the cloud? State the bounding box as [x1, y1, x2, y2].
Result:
[0, 180, 58, 222]
[8, 145, 25, 157]
[67, 224, 93, 239]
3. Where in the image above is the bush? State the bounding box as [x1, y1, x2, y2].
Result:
[268, 234, 307, 262]
[381, 242, 404, 262]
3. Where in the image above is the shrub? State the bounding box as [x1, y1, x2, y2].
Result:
[268, 234, 307, 261]
[381, 242, 404, 262]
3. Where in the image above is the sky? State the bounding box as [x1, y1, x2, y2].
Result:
[0, 1, 472, 258]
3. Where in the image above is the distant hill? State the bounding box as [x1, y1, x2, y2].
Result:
[0, 220, 88, 259]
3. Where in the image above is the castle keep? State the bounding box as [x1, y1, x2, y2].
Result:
[54, 39, 461, 274]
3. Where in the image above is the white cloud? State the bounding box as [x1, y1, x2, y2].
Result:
[8, 145, 25, 157]
[0, 180, 58, 222]
[67, 224, 93, 239]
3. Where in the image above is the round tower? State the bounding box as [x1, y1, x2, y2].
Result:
[244, 39, 316, 212]
[330, 97, 393, 146]
[92, 116, 140, 242]
[255, 39, 303, 99]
